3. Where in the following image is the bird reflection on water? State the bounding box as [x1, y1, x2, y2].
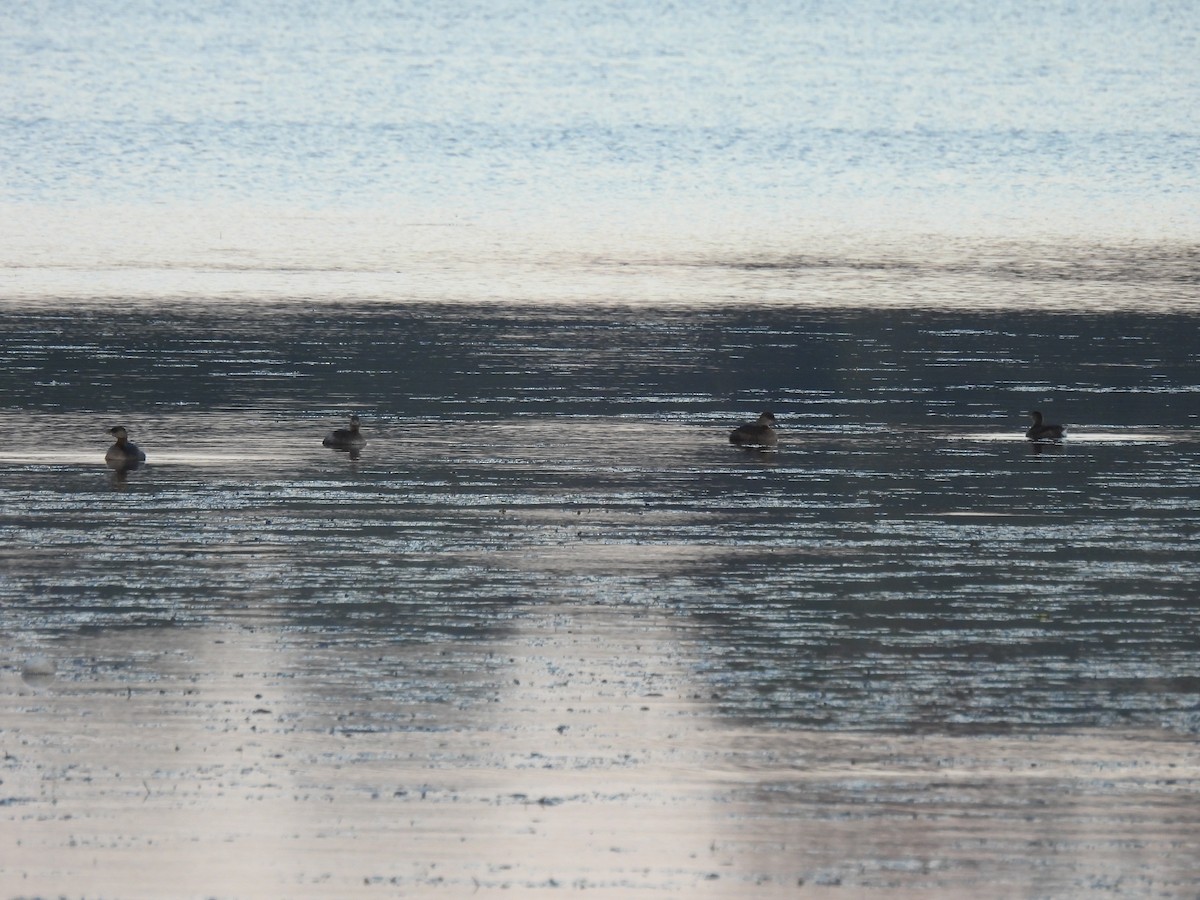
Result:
[104, 426, 145, 489]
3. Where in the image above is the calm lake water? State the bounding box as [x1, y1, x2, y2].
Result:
[3, 0, 1200, 895]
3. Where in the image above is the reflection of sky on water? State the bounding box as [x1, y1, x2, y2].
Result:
[4, 211, 1199, 312]
[3, 0, 1199, 893]
[1, 307, 1197, 733]
[7, 613, 1200, 896]
[4, 1, 1197, 242]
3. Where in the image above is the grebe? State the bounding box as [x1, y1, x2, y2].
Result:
[1026, 410, 1065, 441]
[729, 411, 779, 447]
[323, 414, 366, 450]
[105, 426, 146, 468]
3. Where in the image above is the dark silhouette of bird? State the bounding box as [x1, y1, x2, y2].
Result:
[729, 411, 778, 447]
[323, 414, 366, 450]
[1026, 410, 1065, 441]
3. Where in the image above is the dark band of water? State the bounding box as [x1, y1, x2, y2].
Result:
[3, 300, 1198, 735]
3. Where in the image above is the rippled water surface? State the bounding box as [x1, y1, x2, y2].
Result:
[3, 275, 1200, 897]
[3, 297, 1199, 733]
[4, 0, 1200, 894]
[1, 290, 1198, 896]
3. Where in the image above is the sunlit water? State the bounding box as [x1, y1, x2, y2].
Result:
[3, 0, 1200, 895]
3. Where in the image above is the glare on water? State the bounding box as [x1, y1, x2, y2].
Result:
[3, 0, 1200, 895]
[2, 291, 1198, 893]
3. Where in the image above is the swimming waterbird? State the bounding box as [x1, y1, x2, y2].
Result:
[729, 411, 779, 447]
[1026, 410, 1065, 441]
[105, 426, 146, 468]
[323, 414, 366, 450]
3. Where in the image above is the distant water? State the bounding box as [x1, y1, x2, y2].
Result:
[2, 0, 1198, 281]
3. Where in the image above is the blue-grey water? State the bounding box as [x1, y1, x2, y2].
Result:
[2, 1, 1200, 897]
[3, 300, 1199, 730]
